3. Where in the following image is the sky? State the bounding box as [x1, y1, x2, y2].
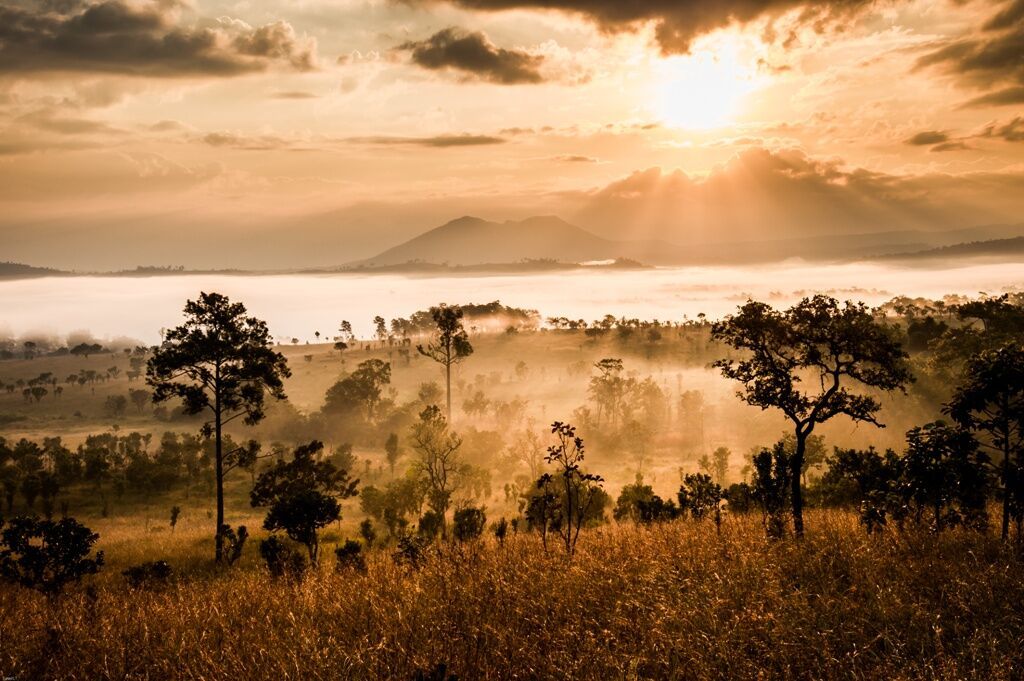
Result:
[1, 0, 1024, 269]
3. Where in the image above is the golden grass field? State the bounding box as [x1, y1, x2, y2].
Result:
[2, 509, 1023, 680]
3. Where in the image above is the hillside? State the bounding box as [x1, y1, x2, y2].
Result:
[358, 215, 680, 267]
[0, 261, 66, 279]
[874, 236, 1024, 262]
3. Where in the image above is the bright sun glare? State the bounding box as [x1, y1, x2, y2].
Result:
[653, 38, 763, 130]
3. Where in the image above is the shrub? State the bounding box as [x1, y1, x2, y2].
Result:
[335, 540, 367, 573]
[453, 507, 486, 542]
[0, 516, 104, 596]
[219, 524, 248, 566]
[259, 536, 306, 580]
[122, 560, 173, 588]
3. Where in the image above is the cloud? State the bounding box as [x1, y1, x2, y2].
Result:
[419, 0, 879, 54]
[963, 86, 1024, 107]
[978, 116, 1024, 142]
[0, 0, 317, 77]
[571, 147, 1024, 245]
[395, 27, 543, 84]
[917, 0, 1024, 106]
[270, 91, 319, 99]
[929, 141, 971, 152]
[553, 155, 599, 163]
[347, 133, 507, 147]
[905, 130, 949, 146]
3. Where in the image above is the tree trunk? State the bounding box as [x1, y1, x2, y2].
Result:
[1002, 438, 1011, 541]
[792, 429, 806, 538]
[445, 359, 452, 422]
[214, 386, 225, 563]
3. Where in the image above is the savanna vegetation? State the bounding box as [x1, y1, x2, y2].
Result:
[1, 291, 1023, 680]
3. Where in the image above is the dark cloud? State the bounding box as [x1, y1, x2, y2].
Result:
[978, 116, 1024, 142]
[348, 133, 507, 147]
[917, 0, 1024, 106]
[201, 131, 291, 150]
[0, 0, 316, 76]
[416, 0, 877, 54]
[962, 86, 1024, 107]
[930, 141, 971, 152]
[396, 27, 543, 84]
[905, 130, 949, 145]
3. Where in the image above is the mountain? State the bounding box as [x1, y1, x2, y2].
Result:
[358, 215, 680, 267]
[0, 261, 66, 279]
[361, 216, 1024, 269]
[872, 236, 1024, 262]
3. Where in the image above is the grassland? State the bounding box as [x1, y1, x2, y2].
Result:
[2, 327, 1016, 680]
[2, 510, 1023, 680]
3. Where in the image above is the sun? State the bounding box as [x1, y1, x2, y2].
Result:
[652, 37, 763, 130]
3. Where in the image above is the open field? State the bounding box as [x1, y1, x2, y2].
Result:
[2, 510, 1023, 680]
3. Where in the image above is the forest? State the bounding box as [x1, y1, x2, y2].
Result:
[1, 291, 1022, 680]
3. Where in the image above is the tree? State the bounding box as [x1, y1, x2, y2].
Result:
[711, 446, 730, 485]
[104, 394, 127, 417]
[945, 344, 1024, 541]
[678, 473, 723, 527]
[750, 442, 792, 538]
[129, 389, 151, 413]
[712, 296, 912, 536]
[0, 516, 104, 597]
[323, 359, 391, 423]
[147, 292, 291, 562]
[410, 406, 463, 531]
[540, 422, 605, 556]
[374, 315, 388, 344]
[902, 422, 989, 531]
[384, 433, 400, 476]
[417, 304, 473, 420]
[452, 506, 486, 542]
[250, 441, 358, 564]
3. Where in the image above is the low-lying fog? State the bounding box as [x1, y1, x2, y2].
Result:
[1, 261, 1021, 343]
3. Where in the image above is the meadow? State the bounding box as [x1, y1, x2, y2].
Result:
[1, 294, 1023, 680]
[2, 511, 1022, 680]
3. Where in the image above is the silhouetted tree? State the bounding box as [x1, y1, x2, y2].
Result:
[250, 441, 358, 564]
[945, 344, 1024, 541]
[542, 422, 605, 556]
[148, 292, 291, 562]
[418, 305, 473, 420]
[902, 421, 989, 532]
[713, 296, 912, 536]
[384, 433, 400, 476]
[410, 406, 463, 531]
[129, 388, 151, 413]
[751, 442, 792, 538]
[453, 506, 486, 542]
[0, 516, 103, 597]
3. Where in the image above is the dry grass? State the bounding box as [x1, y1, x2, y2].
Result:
[2, 509, 1023, 680]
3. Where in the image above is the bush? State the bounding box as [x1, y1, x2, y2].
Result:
[335, 540, 367, 573]
[0, 516, 104, 596]
[418, 511, 443, 540]
[452, 507, 486, 542]
[219, 524, 248, 565]
[123, 560, 173, 588]
[259, 536, 306, 580]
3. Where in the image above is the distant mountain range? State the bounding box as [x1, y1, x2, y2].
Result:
[355, 215, 680, 267]
[3, 220, 1023, 278]
[874, 236, 1024, 262]
[356, 216, 1024, 268]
